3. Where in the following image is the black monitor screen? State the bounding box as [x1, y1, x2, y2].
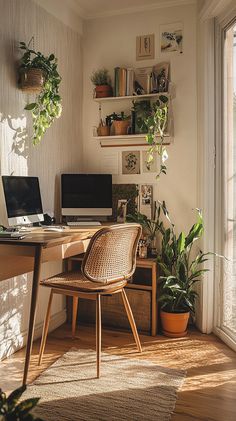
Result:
[61, 174, 112, 208]
[2, 176, 43, 218]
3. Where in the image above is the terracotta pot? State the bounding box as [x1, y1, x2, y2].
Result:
[113, 120, 130, 136]
[160, 310, 190, 337]
[98, 126, 110, 136]
[20, 68, 45, 93]
[95, 85, 113, 98]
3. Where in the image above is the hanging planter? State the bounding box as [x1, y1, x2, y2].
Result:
[19, 68, 45, 93]
[19, 40, 62, 145]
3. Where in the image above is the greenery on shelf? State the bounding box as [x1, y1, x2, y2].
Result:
[105, 111, 130, 126]
[90, 68, 111, 86]
[145, 95, 169, 178]
[157, 204, 210, 314]
[19, 41, 62, 145]
[0, 385, 44, 420]
[132, 100, 151, 134]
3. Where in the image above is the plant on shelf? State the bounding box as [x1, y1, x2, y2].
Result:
[19, 40, 62, 145]
[90, 68, 113, 98]
[157, 204, 210, 337]
[107, 112, 130, 136]
[145, 95, 169, 178]
[132, 100, 152, 134]
[0, 385, 44, 420]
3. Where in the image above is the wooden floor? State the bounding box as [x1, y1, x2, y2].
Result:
[0, 324, 236, 421]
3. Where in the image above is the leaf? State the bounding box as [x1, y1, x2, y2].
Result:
[6, 385, 26, 407]
[24, 103, 37, 111]
[16, 398, 40, 415]
[177, 232, 185, 253]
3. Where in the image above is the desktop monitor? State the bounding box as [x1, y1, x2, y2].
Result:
[61, 174, 112, 217]
[1, 176, 44, 226]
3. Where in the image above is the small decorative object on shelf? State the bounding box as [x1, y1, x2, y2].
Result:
[91, 68, 113, 98]
[138, 238, 148, 259]
[19, 38, 62, 145]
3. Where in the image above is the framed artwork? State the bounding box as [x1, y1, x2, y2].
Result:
[122, 151, 140, 175]
[136, 34, 155, 61]
[142, 151, 158, 173]
[139, 184, 153, 219]
[160, 23, 183, 54]
[117, 199, 128, 223]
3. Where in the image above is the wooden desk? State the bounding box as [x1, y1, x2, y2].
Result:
[0, 228, 93, 385]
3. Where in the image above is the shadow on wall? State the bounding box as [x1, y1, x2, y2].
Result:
[0, 114, 29, 159]
[0, 274, 31, 360]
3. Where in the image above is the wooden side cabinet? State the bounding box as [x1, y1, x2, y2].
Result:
[67, 256, 158, 336]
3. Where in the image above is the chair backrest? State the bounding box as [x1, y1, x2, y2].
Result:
[81, 224, 141, 284]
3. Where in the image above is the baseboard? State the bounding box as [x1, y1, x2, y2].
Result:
[213, 326, 236, 352]
[0, 309, 67, 361]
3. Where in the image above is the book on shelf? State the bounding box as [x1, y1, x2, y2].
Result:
[114, 66, 134, 97]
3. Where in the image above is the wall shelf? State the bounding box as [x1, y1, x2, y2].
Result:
[93, 92, 170, 103]
[93, 134, 171, 148]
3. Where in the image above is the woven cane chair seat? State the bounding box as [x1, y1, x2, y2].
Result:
[40, 270, 127, 293]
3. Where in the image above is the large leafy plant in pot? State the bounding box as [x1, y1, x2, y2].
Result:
[19, 41, 62, 145]
[157, 205, 209, 337]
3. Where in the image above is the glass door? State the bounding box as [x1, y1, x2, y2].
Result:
[220, 21, 236, 343]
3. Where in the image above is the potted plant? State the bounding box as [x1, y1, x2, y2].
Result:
[157, 205, 209, 337]
[0, 384, 44, 420]
[90, 68, 113, 98]
[19, 40, 62, 145]
[109, 111, 130, 135]
[145, 95, 169, 178]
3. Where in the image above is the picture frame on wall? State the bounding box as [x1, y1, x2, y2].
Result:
[122, 151, 140, 175]
[139, 184, 153, 219]
[136, 34, 155, 61]
[117, 199, 128, 223]
[160, 23, 183, 54]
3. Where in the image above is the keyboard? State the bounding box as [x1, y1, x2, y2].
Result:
[67, 221, 102, 226]
[0, 232, 25, 239]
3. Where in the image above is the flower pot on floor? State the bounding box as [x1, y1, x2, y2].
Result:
[160, 310, 190, 337]
[19, 68, 45, 93]
[95, 85, 113, 98]
[113, 120, 130, 136]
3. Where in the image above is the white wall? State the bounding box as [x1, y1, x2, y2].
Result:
[0, 0, 83, 359]
[82, 4, 198, 234]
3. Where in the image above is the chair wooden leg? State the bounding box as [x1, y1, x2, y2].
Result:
[96, 294, 101, 378]
[121, 289, 142, 353]
[38, 290, 53, 365]
[72, 296, 79, 339]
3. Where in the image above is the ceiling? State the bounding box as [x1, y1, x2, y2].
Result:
[70, 0, 198, 20]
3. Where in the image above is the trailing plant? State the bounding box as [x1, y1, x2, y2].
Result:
[90, 68, 111, 86]
[157, 204, 210, 314]
[145, 95, 169, 178]
[0, 385, 43, 420]
[19, 40, 62, 145]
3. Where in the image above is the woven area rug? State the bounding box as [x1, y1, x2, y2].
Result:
[23, 348, 185, 421]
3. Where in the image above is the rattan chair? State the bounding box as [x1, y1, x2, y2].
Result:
[38, 224, 142, 377]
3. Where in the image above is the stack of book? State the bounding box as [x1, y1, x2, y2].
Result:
[114, 67, 134, 97]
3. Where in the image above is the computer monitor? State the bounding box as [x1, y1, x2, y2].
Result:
[61, 174, 112, 217]
[1, 176, 44, 226]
